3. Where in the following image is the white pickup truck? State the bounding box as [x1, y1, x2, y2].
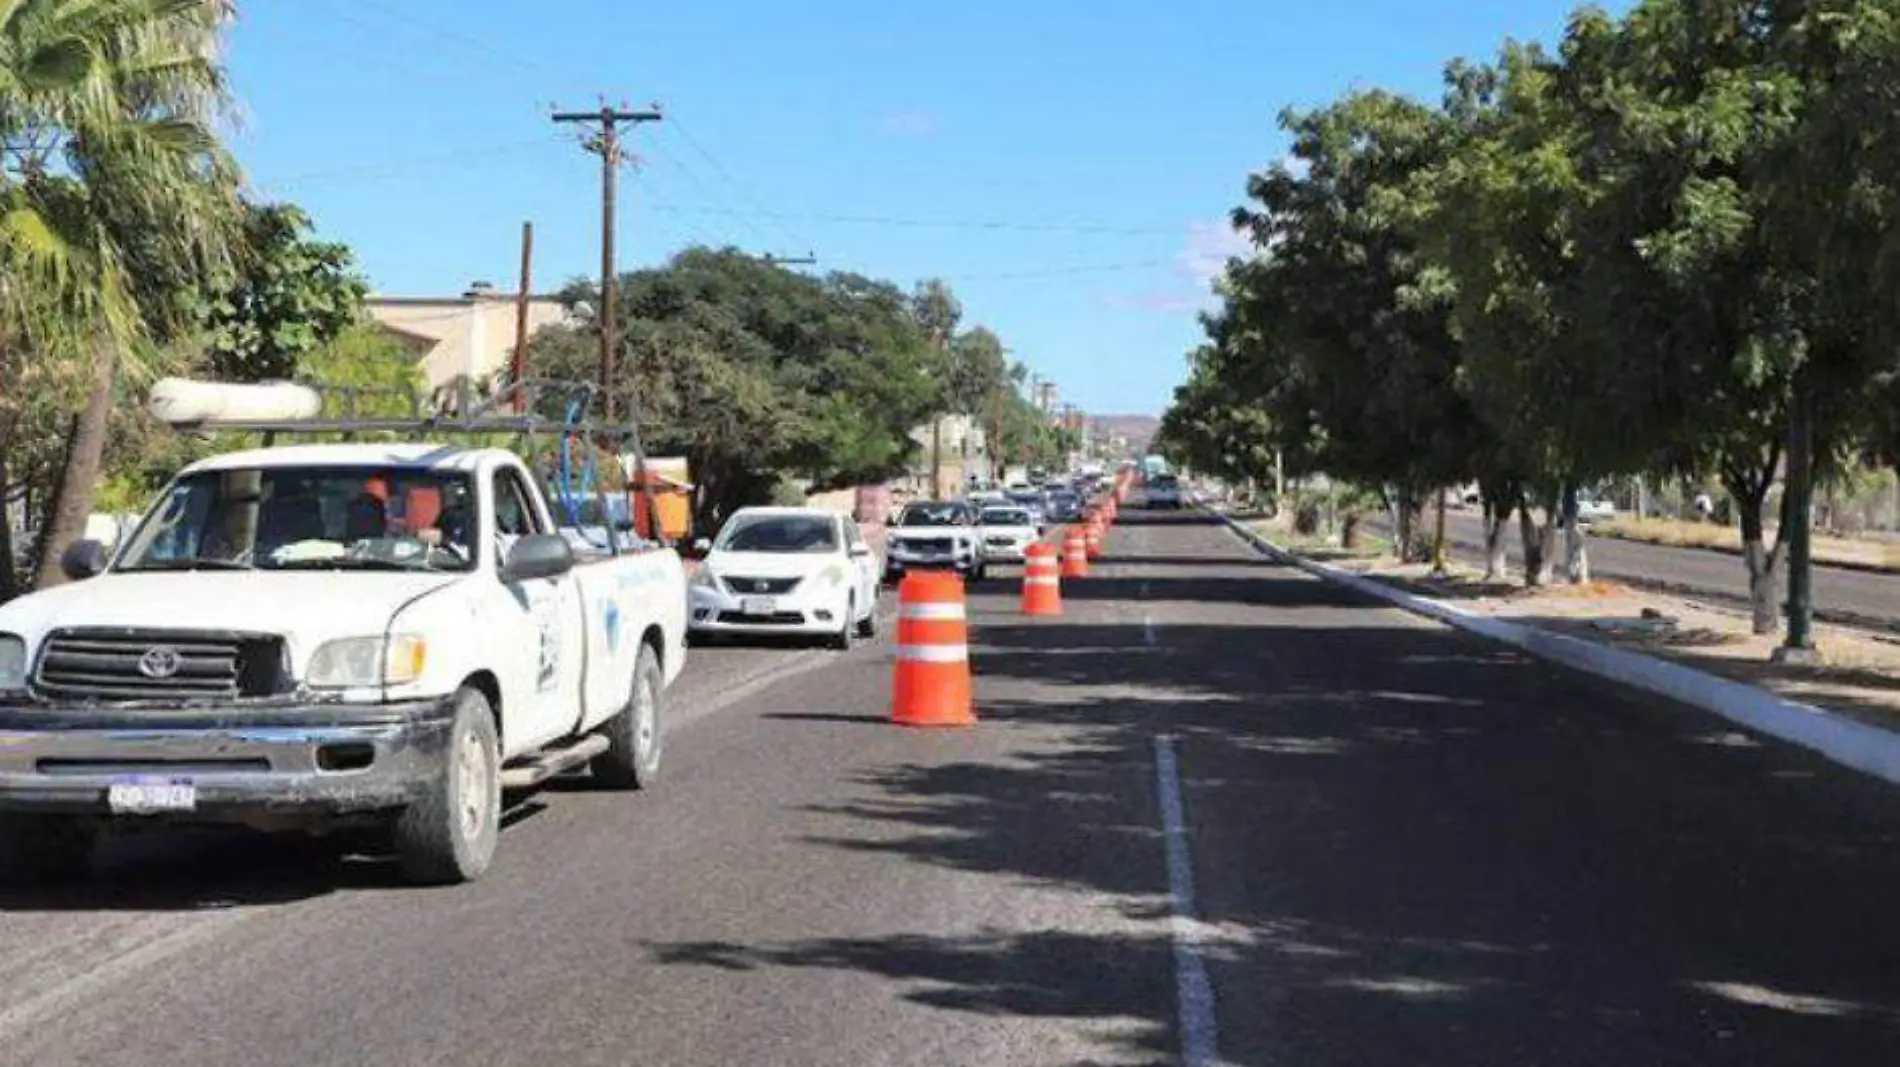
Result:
[0, 440, 687, 884]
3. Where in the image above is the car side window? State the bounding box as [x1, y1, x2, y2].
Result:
[494, 468, 547, 542]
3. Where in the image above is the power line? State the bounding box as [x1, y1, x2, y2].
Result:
[262, 136, 568, 187]
[642, 202, 1179, 236]
[313, 0, 556, 83]
[661, 118, 813, 253]
[637, 143, 777, 253]
[939, 260, 1173, 282]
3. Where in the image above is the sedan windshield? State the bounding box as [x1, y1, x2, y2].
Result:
[717, 515, 839, 553]
[981, 508, 1032, 526]
[116, 466, 479, 573]
[898, 504, 969, 527]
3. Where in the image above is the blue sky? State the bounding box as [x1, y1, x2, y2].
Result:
[228, 0, 1610, 416]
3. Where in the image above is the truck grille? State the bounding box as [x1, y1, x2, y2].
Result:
[33, 629, 288, 703]
[721, 575, 802, 596]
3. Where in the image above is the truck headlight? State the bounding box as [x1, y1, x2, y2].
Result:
[0, 634, 25, 693]
[307, 634, 428, 689]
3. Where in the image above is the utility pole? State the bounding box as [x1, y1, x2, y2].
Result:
[552, 102, 663, 423]
[510, 221, 534, 413]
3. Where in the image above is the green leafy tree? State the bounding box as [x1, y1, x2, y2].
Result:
[1, 0, 245, 592]
[531, 249, 949, 528]
[198, 202, 366, 382]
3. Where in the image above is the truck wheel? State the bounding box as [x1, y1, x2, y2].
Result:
[393, 686, 500, 885]
[0, 814, 96, 886]
[592, 643, 663, 790]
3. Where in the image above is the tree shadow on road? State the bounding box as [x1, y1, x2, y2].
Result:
[653, 550, 1900, 1065]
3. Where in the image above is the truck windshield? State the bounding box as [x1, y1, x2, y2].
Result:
[716, 515, 838, 553]
[116, 466, 480, 573]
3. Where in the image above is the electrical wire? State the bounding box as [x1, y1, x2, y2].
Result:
[641, 202, 1178, 236]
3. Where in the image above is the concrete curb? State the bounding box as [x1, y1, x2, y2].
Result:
[1221, 516, 1900, 788]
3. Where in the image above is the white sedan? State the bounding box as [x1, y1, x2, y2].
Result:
[687, 508, 880, 648]
[977, 505, 1041, 564]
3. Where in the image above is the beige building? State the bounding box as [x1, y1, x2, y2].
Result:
[367, 282, 575, 392]
[902, 413, 990, 499]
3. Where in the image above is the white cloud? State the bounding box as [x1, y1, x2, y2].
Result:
[1178, 219, 1255, 285]
[877, 108, 939, 138]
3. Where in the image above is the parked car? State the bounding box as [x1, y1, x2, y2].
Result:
[1576, 496, 1617, 523]
[885, 501, 984, 582]
[0, 441, 688, 885]
[977, 505, 1041, 565]
[687, 508, 879, 648]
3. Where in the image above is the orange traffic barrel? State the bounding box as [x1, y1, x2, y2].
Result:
[1021, 543, 1062, 617]
[1085, 519, 1104, 560]
[891, 571, 976, 727]
[1061, 526, 1090, 578]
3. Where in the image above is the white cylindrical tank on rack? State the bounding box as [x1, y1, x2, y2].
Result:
[148, 378, 323, 426]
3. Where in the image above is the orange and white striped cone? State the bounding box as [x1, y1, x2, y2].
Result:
[1061, 526, 1090, 578]
[1085, 519, 1104, 560]
[1020, 543, 1062, 617]
[891, 571, 976, 727]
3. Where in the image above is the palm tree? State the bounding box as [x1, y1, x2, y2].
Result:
[1, 0, 242, 589]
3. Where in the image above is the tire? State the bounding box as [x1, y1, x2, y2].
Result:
[855, 593, 878, 638]
[393, 686, 501, 885]
[592, 643, 663, 790]
[828, 596, 855, 651]
[0, 814, 96, 886]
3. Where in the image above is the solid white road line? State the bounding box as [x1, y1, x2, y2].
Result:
[1154, 734, 1220, 1067]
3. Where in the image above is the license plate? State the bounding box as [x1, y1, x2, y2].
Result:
[741, 596, 778, 616]
[107, 778, 197, 815]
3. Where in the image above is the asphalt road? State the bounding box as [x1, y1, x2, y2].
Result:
[1415, 510, 1900, 626]
[5, 512, 1900, 1065]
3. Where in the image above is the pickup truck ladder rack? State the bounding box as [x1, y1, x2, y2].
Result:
[156, 376, 673, 554]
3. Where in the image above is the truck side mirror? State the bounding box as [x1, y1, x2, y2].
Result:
[500, 533, 574, 583]
[60, 539, 109, 581]
[689, 537, 712, 557]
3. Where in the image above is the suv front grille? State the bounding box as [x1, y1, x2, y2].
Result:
[33, 628, 289, 703]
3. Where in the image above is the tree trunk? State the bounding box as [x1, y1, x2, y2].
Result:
[1782, 380, 1817, 655]
[1561, 483, 1589, 584]
[1395, 494, 1425, 563]
[1725, 469, 1780, 635]
[0, 461, 15, 606]
[35, 341, 117, 590]
[1517, 501, 1544, 587]
[1432, 487, 1449, 574]
[1482, 498, 1510, 582]
[1536, 490, 1561, 585]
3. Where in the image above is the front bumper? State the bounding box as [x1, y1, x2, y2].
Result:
[688, 582, 847, 634]
[0, 695, 456, 819]
[884, 547, 978, 579]
[979, 540, 1032, 563]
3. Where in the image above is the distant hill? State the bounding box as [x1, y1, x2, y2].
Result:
[1088, 414, 1161, 454]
